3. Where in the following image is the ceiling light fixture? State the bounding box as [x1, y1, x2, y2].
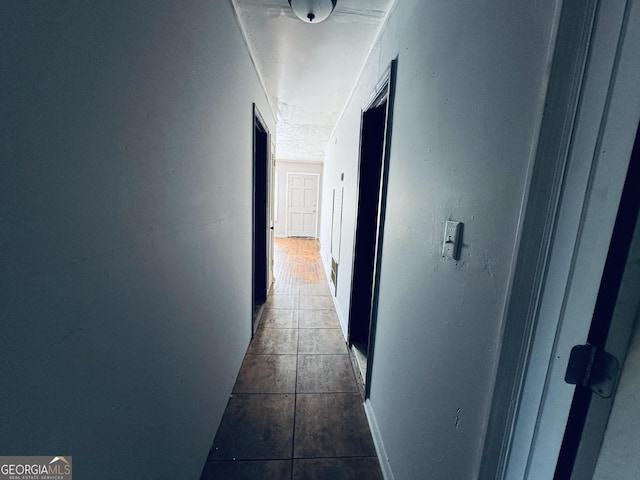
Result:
[288, 0, 337, 24]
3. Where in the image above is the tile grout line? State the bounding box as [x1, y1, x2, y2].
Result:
[291, 290, 300, 480]
[204, 240, 381, 478]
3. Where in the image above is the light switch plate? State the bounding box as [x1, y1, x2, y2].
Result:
[442, 221, 462, 260]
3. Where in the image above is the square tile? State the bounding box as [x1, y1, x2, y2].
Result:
[299, 295, 335, 310]
[248, 328, 298, 355]
[201, 460, 291, 480]
[233, 355, 297, 394]
[294, 393, 377, 458]
[297, 355, 358, 393]
[260, 308, 298, 328]
[270, 283, 300, 295]
[298, 329, 347, 354]
[299, 283, 332, 296]
[297, 310, 340, 329]
[200, 239, 385, 479]
[265, 294, 299, 309]
[293, 457, 383, 480]
[210, 394, 294, 460]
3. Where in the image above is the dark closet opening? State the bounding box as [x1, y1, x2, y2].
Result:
[348, 59, 397, 396]
[349, 103, 386, 355]
[252, 104, 269, 335]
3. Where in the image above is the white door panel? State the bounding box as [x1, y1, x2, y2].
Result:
[287, 173, 319, 237]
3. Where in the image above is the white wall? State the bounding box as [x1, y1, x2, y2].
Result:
[320, 0, 559, 478]
[0, 1, 274, 478]
[274, 160, 323, 238]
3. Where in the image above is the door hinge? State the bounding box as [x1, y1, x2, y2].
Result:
[565, 344, 620, 398]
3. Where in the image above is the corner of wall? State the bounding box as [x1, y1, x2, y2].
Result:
[365, 399, 395, 480]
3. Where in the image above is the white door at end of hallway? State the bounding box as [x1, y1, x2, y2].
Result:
[287, 173, 318, 238]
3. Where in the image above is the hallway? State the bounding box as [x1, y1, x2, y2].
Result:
[200, 238, 383, 479]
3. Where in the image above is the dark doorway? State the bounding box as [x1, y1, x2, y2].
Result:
[554, 120, 640, 478]
[348, 59, 397, 395]
[349, 104, 386, 352]
[252, 104, 270, 335]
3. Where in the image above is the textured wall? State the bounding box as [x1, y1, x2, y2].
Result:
[0, 1, 274, 478]
[320, 0, 559, 478]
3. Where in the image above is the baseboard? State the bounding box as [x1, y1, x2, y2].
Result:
[364, 399, 395, 480]
[330, 293, 349, 340]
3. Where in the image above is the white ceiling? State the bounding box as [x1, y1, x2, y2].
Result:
[231, 0, 395, 161]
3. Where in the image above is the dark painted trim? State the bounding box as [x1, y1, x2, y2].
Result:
[346, 57, 398, 399]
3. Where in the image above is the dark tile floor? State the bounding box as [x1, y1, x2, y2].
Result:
[200, 239, 383, 480]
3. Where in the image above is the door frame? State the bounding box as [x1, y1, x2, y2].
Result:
[268, 141, 276, 290]
[347, 58, 397, 397]
[557, 121, 640, 478]
[285, 172, 320, 238]
[252, 103, 271, 336]
[480, 0, 640, 477]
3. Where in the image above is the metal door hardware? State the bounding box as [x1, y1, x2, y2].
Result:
[565, 344, 620, 398]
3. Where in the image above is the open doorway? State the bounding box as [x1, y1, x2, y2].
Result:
[554, 118, 640, 479]
[348, 59, 397, 395]
[252, 104, 271, 335]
